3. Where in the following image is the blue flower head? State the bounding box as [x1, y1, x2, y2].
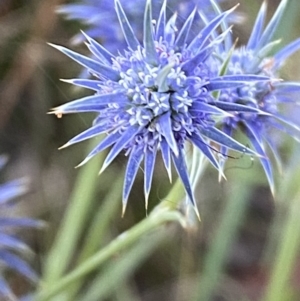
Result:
[51, 0, 268, 216]
[214, 0, 300, 193]
[0, 156, 42, 299]
[57, 0, 224, 50]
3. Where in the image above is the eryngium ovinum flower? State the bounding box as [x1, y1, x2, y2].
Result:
[51, 0, 269, 217]
[213, 0, 300, 194]
[57, 0, 224, 49]
[0, 156, 41, 299]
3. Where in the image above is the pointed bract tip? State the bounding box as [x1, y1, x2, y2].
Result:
[58, 142, 70, 150]
[145, 194, 149, 211]
[232, 3, 240, 10]
[224, 112, 234, 118]
[99, 166, 105, 175]
[272, 78, 283, 83]
[48, 42, 62, 50]
[193, 205, 201, 221]
[122, 202, 127, 218]
[99, 161, 109, 175]
[234, 37, 239, 46]
[60, 78, 81, 85]
[227, 24, 234, 33]
[75, 157, 90, 168]
[170, 144, 179, 158]
[218, 169, 227, 182]
[168, 172, 172, 184]
[270, 183, 275, 198]
[48, 109, 64, 118]
[222, 3, 240, 16]
[144, 194, 149, 217]
[218, 172, 222, 183]
[173, 149, 179, 158]
[80, 30, 89, 40]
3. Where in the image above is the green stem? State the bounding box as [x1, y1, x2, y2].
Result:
[192, 180, 251, 301]
[80, 229, 168, 301]
[77, 173, 123, 260]
[64, 174, 123, 300]
[35, 210, 183, 301]
[43, 139, 106, 284]
[263, 192, 300, 301]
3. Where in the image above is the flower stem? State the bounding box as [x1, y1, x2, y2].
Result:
[35, 209, 183, 301]
[42, 138, 107, 284]
[80, 229, 169, 301]
[192, 179, 251, 301]
[63, 174, 123, 300]
[263, 191, 300, 301]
